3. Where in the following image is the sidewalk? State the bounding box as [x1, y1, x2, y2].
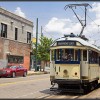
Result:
[27, 70, 49, 76]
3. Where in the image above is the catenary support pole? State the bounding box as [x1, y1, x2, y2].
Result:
[35, 18, 38, 71]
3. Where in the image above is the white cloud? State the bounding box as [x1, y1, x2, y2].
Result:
[14, 7, 26, 18]
[89, 2, 100, 19]
[44, 17, 81, 37]
[44, 2, 100, 46]
[44, 17, 81, 36]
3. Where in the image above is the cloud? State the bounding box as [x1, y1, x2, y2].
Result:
[89, 2, 100, 19]
[14, 7, 26, 18]
[44, 2, 100, 46]
[44, 17, 81, 38]
[44, 17, 81, 35]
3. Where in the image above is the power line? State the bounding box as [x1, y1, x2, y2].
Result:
[75, 1, 99, 26]
[73, 2, 100, 41]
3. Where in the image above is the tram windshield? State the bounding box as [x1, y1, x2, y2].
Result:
[51, 49, 80, 62]
[51, 49, 99, 64]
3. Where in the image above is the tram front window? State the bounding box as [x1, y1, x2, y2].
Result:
[55, 49, 79, 61]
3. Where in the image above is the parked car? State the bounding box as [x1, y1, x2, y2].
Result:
[0, 65, 27, 78]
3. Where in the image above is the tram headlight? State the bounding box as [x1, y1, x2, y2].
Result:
[63, 70, 69, 78]
[63, 69, 68, 74]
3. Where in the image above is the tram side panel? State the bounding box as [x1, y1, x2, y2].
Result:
[81, 50, 99, 82]
[81, 63, 99, 81]
[89, 64, 99, 81]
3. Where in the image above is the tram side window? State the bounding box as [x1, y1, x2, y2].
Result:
[89, 50, 98, 64]
[83, 50, 87, 61]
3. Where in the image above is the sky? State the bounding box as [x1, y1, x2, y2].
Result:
[1, 1, 100, 46]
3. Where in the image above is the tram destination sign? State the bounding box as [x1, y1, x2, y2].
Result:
[57, 41, 76, 46]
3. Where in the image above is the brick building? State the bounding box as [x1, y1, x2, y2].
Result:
[0, 7, 33, 70]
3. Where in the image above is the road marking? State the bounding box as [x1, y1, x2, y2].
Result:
[0, 78, 49, 87]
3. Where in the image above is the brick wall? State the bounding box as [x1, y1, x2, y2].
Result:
[0, 37, 31, 70]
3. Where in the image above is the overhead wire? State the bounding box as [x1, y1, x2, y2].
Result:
[74, 1, 100, 42]
[40, 2, 100, 44]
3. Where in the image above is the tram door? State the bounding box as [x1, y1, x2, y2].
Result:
[81, 50, 89, 78]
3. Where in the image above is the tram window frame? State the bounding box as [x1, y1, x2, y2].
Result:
[54, 48, 80, 62]
[83, 50, 87, 61]
[61, 49, 77, 61]
[75, 49, 78, 61]
[56, 49, 61, 61]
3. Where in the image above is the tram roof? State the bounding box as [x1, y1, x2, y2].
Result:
[51, 37, 100, 51]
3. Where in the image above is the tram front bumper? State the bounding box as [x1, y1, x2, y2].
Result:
[50, 79, 85, 93]
[51, 79, 89, 85]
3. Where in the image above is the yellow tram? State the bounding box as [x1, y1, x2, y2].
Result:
[50, 33, 100, 93]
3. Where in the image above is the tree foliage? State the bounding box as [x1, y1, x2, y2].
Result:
[32, 36, 53, 62]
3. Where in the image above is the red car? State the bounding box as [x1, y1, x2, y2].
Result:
[0, 65, 27, 78]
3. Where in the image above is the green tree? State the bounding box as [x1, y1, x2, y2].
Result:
[32, 36, 53, 71]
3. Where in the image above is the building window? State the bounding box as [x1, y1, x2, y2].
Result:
[15, 28, 18, 40]
[27, 32, 31, 43]
[1, 23, 7, 38]
[8, 55, 24, 64]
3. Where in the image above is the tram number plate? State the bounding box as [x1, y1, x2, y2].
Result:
[57, 41, 76, 46]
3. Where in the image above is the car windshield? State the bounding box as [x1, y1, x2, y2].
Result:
[9, 66, 17, 69]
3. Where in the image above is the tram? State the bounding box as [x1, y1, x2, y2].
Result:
[50, 3, 100, 94]
[50, 33, 100, 93]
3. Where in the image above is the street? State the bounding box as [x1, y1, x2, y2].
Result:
[0, 74, 100, 99]
[0, 74, 51, 98]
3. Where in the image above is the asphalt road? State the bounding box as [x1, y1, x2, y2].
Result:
[0, 74, 100, 99]
[0, 74, 51, 98]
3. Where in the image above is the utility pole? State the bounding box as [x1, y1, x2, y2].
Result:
[40, 26, 43, 71]
[35, 18, 38, 71]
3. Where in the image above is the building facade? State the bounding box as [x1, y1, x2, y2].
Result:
[0, 7, 33, 70]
